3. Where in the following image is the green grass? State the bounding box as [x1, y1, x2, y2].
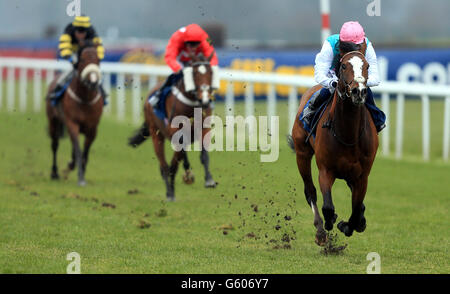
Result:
[0, 90, 449, 273]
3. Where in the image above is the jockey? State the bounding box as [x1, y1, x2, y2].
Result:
[301, 21, 386, 132]
[148, 23, 219, 109]
[49, 15, 107, 104]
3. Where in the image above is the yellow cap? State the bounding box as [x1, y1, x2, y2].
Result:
[72, 16, 91, 28]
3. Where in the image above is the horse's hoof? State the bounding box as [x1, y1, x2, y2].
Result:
[355, 217, 366, 233]
[182, 170, 195, 185]
[205, 179, 217, 188]
[51, 173, 60, 180]
[166, 195, 175, 202]
[324, 213, 338, 231]
[337, 221, 353, 237]
[78, 180, 86, 187]
[315, 230, 328, 246]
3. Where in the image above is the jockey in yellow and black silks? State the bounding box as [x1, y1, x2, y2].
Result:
[49, 15, 108, 105]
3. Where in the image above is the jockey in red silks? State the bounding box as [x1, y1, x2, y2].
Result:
[301, 21, 386, 132]
[148, 23, 219, 111]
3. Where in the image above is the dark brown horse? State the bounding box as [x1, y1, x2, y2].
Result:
[291, 51, 379, 245]
[129, 53, 217, 201]
[46, 43, 103, 186]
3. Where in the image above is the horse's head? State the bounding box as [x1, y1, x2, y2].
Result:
[182, 52, 215, 105]
[337, 51, 369, 106]
[77, 42, 102, 90]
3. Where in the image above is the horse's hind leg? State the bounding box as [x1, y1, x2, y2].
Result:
[49, 118, 61, 180]
[318, 169, 338, 231]
[150, 127, 173, 201]
[292, 124, 326, 245]
[338, 177, 368, 236]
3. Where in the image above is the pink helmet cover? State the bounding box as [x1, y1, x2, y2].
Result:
[339, 21, 365, 44]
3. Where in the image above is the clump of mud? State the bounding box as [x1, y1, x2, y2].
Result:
[155, 208, 167, 217]
[320, 232, 348, 255]
[137, 219, 151, 229]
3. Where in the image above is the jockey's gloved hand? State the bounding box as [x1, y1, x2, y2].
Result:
[329, 79, 338, 92]
[67, 54, 78, 66]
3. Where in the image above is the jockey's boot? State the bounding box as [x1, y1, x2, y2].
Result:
[301, 88, 331, 127]
[48, 70, 75, 100]
[148, 90, 161, 107]
[365, 88, 386, 133]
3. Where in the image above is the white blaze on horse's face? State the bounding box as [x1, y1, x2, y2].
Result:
[348, 56, 367, 104]
[200, 84, 210, 104]
[81, 63, 101, 86]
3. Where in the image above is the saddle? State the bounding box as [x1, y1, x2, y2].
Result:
[299, 90, 331, 138]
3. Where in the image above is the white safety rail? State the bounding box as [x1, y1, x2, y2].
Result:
[1, 56, 449, 162]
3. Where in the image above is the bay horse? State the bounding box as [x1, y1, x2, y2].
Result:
[128, 53, 217, 201]
[290, 51, 379, 245]
[46, 43, 103, 186]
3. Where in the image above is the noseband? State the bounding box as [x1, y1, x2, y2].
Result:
[337, 51, 366, 100]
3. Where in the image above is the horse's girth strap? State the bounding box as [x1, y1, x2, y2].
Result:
[171, 86, 201, 107]
[67, 87, 101, 105]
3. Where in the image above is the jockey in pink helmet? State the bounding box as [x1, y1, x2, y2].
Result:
[301, 21, 386, 132]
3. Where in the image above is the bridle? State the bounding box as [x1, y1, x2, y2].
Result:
[324, 50, 368, 146]
[336, 51, 365, 100]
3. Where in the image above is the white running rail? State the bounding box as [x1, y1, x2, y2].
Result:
[0, 57, 449, 161]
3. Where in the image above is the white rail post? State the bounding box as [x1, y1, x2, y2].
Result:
[267, 83, 276, 134]
[395, 93, 405, 159]
[421, 94, 430, 161]
[102, 72, 111, 115]
[132, 73, 141, 125]
[7, 67, 15, 111]
[288, 86, 297, 135]
[225, 81, 234, 117]
[33, 69, 42, 112]
[46, 69, 55, 87]
[245, 82, 255, 134]
[19, 67, 27, 112]
[116, 73, 126, 121]
[443, 96, 450, 161]
[381, 92, 390, 156]
[148, 75, 158, 93]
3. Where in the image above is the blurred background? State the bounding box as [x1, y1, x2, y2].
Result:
[0, 0, 449, 85]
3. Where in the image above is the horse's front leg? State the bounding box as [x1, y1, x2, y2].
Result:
[181, 150, 195, 184]
[338, 176, 368, 237]
[66, 120, 84, 186]
[81, 126, 98, 181]
[318, 169, 337, 231]
[200, 115, 217, 188]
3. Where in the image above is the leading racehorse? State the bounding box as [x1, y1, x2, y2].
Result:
[290, 51, 379, 245]
[46, 42, 103, 186]
[128, 52, 217, 201]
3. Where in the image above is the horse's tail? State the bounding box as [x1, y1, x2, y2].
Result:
[128, 122, 150, 147]
[287, 135, 295, 152]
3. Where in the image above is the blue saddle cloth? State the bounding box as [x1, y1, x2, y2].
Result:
[299, 90, 329, 138]
[149, 72, 183, 120]
[50, 80, 72, 106]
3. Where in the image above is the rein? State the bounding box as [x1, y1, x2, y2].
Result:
[323, 51, 368, 147]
